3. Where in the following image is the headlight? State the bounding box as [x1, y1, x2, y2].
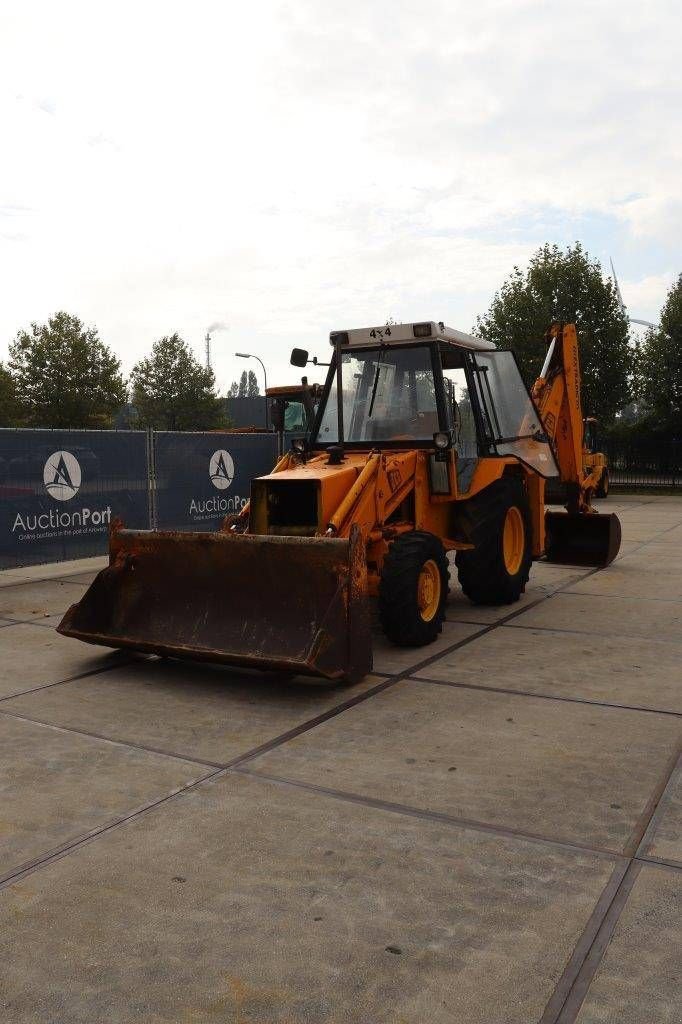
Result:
[433, 431, 451, 450]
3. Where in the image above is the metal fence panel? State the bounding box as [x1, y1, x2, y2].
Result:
[605, 440, 680, 489]
[0, 429, 150, 569]
[153, 431, 277, 531]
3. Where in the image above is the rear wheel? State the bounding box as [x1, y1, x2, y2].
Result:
[595, 468, 609, 499]
[379, 532, 450, 646]
[455, 479, 532, 605]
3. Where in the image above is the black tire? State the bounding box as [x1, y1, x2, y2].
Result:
[595, 468, 609, 499]
[455, 478, 532, 605]
[379, 531, 450, 646]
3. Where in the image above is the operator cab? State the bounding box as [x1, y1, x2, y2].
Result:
[308, 321, 558, 478]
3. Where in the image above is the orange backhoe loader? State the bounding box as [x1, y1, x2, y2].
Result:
[58, 320, 621, 684]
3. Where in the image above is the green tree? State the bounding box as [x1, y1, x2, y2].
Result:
[237, 370, 248, 398]
[9, 311, 126, 428]
[130, 333, 224, 430]
[475, 243, 632, 422]
[247, 369, 260, 397]
[226, 380, 239, 398]
[637, 274, 682, 433]
[0, 362, 22, 426]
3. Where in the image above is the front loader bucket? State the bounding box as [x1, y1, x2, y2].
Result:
[57, 523, 372, 685]
[545, 511, 622, 567]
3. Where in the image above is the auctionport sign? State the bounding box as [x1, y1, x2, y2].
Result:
[0, 430, 149, 569]
[154, 432, 277, 531]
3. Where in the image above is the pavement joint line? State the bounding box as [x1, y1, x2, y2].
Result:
[0, 564, 587, 895]
[543, 744, 682, 1022]
[504, 621, 682, 645]
[0, 576, 87, 593]
[0, 675, 405, 893]
[406, 674, 682, 719]
[234, 766, 627, 863]
[0, 655, 138, 704]
[0, 615, 65, 629]
[633, 752, 682, 860]
[552, 861, 643, 1024]
[538, 860, 630, 1024]
[0, 537, 665, 903]
[623, 742, 682, 858]
[0, 706, 224, 769]
[543, 589, 682, 605]
[0, 767, 223, 893]
[635, 854, 682, 873]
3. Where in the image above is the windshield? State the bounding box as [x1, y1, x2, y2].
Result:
[315, 345, 439, 444]
[471, 351, 558, 477]
[283, 400, 307, 431]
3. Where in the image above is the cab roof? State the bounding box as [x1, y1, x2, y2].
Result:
[330, 321, 496, 352]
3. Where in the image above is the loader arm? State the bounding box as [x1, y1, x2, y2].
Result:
[531, 323, 601, 512]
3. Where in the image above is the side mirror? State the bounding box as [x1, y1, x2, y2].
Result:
[290, 348, 309, 368]
[270, 399, 284, 433]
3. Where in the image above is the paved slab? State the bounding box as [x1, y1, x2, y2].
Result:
[0, 578, 85, 622]
[0, 500, 681, 1021]
[0, 771, 618, 1024]
[0, 571, 36, 589]
[53, 569, 102, 584]
[574, 865, 682, 1024]
[0, 714, 207, 876]
[510, 591, 682, 641]
[0, 555, 108, 583]
[0, 621, 126, 699]
[414, 627, 682, 713]
[618, 543, 682, 574]
[250, 679, 681, 851]
[3, 659, 387, 764]
[565, 564, 682, 601]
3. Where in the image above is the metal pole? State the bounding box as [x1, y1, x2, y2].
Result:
[252, 356, 268, 430]
[335, 335, 344, 452]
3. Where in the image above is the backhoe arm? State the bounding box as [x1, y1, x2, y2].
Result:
[531, 323, 600, 512]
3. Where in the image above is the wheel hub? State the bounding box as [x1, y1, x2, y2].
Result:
[417, 559, 441, 621]
[503, 506, 524, 575]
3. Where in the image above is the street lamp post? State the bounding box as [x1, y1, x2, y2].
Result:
[235, 352, 269, 429]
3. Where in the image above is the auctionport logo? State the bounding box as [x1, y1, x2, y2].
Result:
[11, 448, 112, 539]
[209, 449, 234, 490]
[44, 450, 81, 501]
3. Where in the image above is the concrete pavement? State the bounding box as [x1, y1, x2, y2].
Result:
[0, 494, 680, 1023]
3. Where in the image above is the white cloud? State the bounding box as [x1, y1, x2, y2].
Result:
[0, 0, 679, 392]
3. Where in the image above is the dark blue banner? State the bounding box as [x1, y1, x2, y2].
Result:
[0, 429, 150, 568]
[153, 432, 277, 530]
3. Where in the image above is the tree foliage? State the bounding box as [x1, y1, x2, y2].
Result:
[9, 311, 126, 428]
[0, 362, 22, 427]
[637, 274, 682, 433]
[475, 243, 633, 422]
[238, 370, 248, 398]
[130, 333, 224, 430]
[247, 369, 260, 397]
[227, 380, 239, 398]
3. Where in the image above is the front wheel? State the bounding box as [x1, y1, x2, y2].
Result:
[379, 532, 450, 646]
[455, 478, 532, 605]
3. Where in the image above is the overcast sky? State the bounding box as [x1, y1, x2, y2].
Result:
[1, 0, 679, 393]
